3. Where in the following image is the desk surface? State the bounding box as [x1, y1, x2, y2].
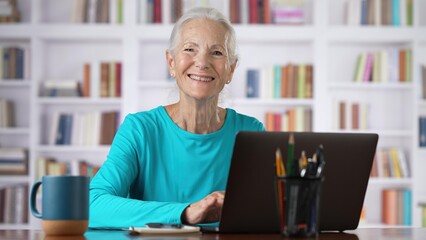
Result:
[1, 228, 426, 240]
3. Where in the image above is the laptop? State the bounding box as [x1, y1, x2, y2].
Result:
[201, 131, 378, 233]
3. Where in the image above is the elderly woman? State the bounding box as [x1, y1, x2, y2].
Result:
[89, 7, 264, 228]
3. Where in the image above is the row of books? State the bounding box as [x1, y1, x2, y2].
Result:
[83, 61, 122, 98]
[334, 100, 369, 130]
[246, 64, 313, 99]
[346, 0, 413, 26]
[71, 0, 123, 24]
[264, 108, 312, 132]
[140, 0, 226, 24]
[230, 0, 305, 24]
[0, 99, 14, 128]
[382, 188, 411, 225]
[353, 48, 412, 83]
[370, 147, 410, 178]
[42, 61, 122, 98]
[49, 111, 119, 146]
[0, 47, 30, 80]
[0, 0, 20, 23]
[418, 116, 426, 147]
[139, 0, 306, 25]
[0, 184, 28, 224]
[0, 148, 27, 175]
[37, 157, 100, 180]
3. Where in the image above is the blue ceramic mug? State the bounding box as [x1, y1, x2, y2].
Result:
[30, 176, 90, 235]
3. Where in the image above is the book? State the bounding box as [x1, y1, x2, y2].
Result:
[246, 69, 259, 98]
[82, 63, 91, 97]
[42, 80, 82, 97]
[0, 148, 27, 175]
[382, 189, 398, 225]
[100, 111, 118, 145]
[419, 117, 426, 147]
[422, 65, 426, 99]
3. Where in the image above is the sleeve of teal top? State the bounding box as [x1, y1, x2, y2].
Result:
[89, 115, 189, 228]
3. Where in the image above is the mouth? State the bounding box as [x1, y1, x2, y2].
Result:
[188, 74, 215, 82]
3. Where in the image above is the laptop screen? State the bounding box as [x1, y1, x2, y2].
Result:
[216, 131, 378, 233]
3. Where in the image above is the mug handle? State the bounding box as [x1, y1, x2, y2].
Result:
[30, 180, 42, 219]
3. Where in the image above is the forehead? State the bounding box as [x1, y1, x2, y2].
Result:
[180, 19, 227, 45]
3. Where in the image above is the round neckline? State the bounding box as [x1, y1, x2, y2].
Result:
[159, 106, 230, 139]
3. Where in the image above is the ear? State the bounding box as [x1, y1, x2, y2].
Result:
[226, 61, 237, 84]
[166, 50, 175, 77]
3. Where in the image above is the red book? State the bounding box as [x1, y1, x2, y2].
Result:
[382, 189, 398, 225]
[399, 49, 406, 82]
[263, 0, 271, 24]
[249, 0, 258, 24]
[83, 63, 90, 97]
[115, 62, 122, 97]
[281, 65, 287, 98]
[154, 0, 162, 23]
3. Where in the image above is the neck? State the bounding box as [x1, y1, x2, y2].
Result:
[166, 100, 225, 134]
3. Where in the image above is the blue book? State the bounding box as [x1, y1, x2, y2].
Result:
[391, 0, 400, 26]
[247, 69, 259, 98]
[403, 189, 412, 225]
[16, 48, 24, 79]
[62, 114, 73, 145]
[419, 117, 426, 147]
[273, 65, 281, 99]
[360, 0, 368, 25]
[55, 114, 67, 145]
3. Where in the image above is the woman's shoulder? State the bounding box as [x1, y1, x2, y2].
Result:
[226, 108, 265, 131]
[122, 106, 166, 128]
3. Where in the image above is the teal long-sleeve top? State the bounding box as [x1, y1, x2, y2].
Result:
[89, 106, 264, 228]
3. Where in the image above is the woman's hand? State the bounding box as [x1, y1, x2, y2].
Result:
[182, 191, 225, 224]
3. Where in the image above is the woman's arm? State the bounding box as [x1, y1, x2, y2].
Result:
[89, 115, 189, 228]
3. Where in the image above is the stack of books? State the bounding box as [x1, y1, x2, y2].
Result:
[246, 64, 313, 99]
[0, 148, 27, 175]
[0, 184, 28, 224]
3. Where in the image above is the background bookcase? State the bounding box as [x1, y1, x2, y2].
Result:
[0, 0, 425, 229]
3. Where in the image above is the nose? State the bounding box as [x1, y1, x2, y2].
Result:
[195, 52, 209, 70]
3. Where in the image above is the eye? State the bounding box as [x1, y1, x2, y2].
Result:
[184, 48, 194, 52]
[212, 50, 223, 56]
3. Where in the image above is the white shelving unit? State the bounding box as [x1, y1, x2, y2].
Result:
[0, 0, 424, 229]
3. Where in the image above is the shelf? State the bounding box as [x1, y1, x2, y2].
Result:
[358, 222, 412, 229]
[37, 145, 111, 152]
[0, 224, 30, 230]
[328, 129, 412, 137]
[0, 24, 33, 38]
[328, 27, 417, 42]
[227, 98, 314, 106]
[37, 97, 121, 105]
[0, 81, 31, 87]
[368, 178, 412, 185]
[328, 82, 414, 91]
[0, 128, 30, 135]
[0, 175, 30, 184]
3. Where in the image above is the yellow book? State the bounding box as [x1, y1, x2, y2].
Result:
[389, 147, 402, 178]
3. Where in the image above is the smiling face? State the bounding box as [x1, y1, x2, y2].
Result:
[166, 19, 236, 102]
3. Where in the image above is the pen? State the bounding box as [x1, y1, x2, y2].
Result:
[299, 150, 307, 177]
[287, 133, 295, 176]
[315, 145, 325, 177]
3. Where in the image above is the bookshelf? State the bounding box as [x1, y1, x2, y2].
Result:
[0, 0, 424, 229]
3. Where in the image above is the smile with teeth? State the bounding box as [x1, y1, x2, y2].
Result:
[188, 74, 214, 82]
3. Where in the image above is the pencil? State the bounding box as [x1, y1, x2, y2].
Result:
[276, 148, 286, 177]
[287, 133, 295, 176]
